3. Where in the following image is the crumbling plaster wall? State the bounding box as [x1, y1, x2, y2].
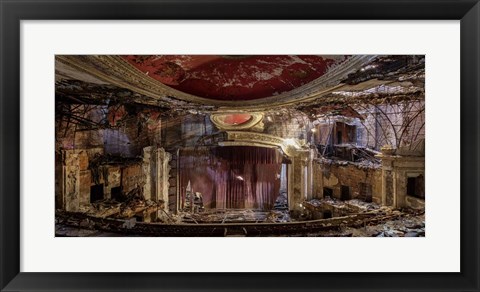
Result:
[313, 161, 383, 204]
[121, 164, 144, 194]
[264, 114, 309, 142]
[310, 151, 425, 210]
[57, 147, 173, 213]
[56, 148, 104, 211]
[380, 153, 425, 209]
[55, 104, 162, 157]
[55, 102, 169, 212]
[142, 146, 171, 210]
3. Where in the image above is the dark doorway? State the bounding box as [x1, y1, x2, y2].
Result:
[111, 186, 122, 201]
[407, 175, 425, 199]
[323, 187, 333, 198]
[407, 177, 416, 196]
[337, 131, 343, 144]
[90, 184, 104, 203]
[340, 185, 351, 200]
[323, 210, 332, 219]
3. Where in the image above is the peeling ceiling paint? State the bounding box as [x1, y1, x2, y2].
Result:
[122, 55, 350, 100]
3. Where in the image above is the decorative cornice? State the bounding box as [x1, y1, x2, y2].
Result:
[222, 131, 308, 157]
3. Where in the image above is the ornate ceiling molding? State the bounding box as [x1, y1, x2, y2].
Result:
[56, 55, 377, 109]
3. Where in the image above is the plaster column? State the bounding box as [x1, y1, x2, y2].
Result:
[142, 146, 154, 201]
[63, 151, 80, 212]
[157, 148, 171, 211]
[288, 156, 303, 212]
[306, 149, 315, 200]
[393, 170, 398, 208]
[289, 150, 310, 212]
[378, 146, 395, 207]
[287, 158, 295, 211]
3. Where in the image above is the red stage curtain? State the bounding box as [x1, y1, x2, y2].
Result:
[179, 146, 283, 210]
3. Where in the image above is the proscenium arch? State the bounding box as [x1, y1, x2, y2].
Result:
[176, 143, 291, 212]
[176, 143, 291, 211]
[221, 131, 308, 158]
[175, 132, 311, 213]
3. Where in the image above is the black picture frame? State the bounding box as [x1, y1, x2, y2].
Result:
[1, 1, 479, 291]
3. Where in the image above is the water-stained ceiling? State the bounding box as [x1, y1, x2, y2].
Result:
[121, 55, 350, 101]
[55, 55, 424, 112]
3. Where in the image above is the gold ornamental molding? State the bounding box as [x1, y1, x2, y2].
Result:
[210, 112, 264, 131]
[56, 55, 377, 110]
[220, 131, 308, 157]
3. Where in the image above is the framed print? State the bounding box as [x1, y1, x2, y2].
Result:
[1, 0, 479, 291]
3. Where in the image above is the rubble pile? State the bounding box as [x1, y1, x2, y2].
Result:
[301, 198, 424, 237]
[319, 156, 381, 170]
[178, 209, 291, 224]
[74, 186, 162, 220]
[55, 196, 424, 237]
[345, 199, 381, 211]
[355, 158, 382, 169]
[274, 192, 288, 210]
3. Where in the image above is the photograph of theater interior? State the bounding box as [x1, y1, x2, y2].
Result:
[55, 55, 425, 237]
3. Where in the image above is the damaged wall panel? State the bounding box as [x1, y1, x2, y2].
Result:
[313, 160, 383, 204]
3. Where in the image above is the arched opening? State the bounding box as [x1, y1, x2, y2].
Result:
[178, 146, 288, 211]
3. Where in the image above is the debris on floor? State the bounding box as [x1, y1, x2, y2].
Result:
[74, 186, 162, 221]
[297, 197, 425, 237]
[56, 196, 424, 237]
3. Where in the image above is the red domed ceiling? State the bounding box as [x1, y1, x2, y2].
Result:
[122, 55, 349, 101]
